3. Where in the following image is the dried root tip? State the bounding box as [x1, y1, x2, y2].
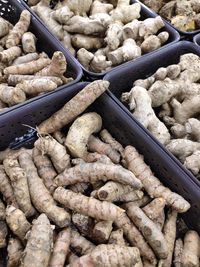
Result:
[92, 220, 113, 243]
[16, 78, 57, 95]
[22, 32, 37, 54]
[0, 84, 26, 106]
[6, 10, 31, 48]
[38, 80, 109, 134]
[0, 46, 21, 63]
[181, 230, 200, 267]
[20, 214, 53, 267]
[0, 221, 7, 248]
[5, 205, 31, 242]
[65, 112, 102, 159]
[108, 229, 126, 246]
[54, 187, 125, 221]
[37, 51, 67, 77]
[49, 228, 71, 267]
[34, 135, 70, 173]
[7, 237, 23, 267]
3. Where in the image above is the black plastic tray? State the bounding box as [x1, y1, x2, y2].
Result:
[135, 0, 200, 39]
[104, 40, 200, 189]
[0, 0, 82, 114]
[0, 82, 199, 233]
[20, 0, 180, 80]
[193, 33, 200, 46]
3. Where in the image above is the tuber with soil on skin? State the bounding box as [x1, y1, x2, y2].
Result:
[0, 90, 196, 267]
[121, 52, 200, 179]
[28, 0, 169, 73]
[0, 10, 73, 112]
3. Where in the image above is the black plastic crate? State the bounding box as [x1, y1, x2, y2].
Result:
[20, 0, 180, 80]
[0, 82, 199, 233]
[135, 0, 200, 39]
[193, 33, 200, 46]
[0, 0, 82, 114]
[104, 40, 200, 188]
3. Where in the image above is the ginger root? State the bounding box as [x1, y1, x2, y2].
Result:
[7, 237, 23, 267]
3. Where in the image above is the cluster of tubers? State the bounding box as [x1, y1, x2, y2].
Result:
[27, 0, 170, 73]
[122, 53, 200, 178]
[0, 80, 198, 267]
[0, 10, 73, 112]
[141, 0, 200, 32]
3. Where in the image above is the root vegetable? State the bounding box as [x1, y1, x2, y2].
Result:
[0, 17, 10, 38]
[5, 205, 31, 241]
[52, 130, 65, 144]
[139, 16, 165, 38]
[0, 46, 21, 63]
[90, 55, 112, 73]
[181, 230, 200, 267]
[158, 209, 177, 267]
[0, 166, 17, 206]
[22, 32, 36, 54]
[124, 145, 190, 212]
[76, 48, 94, 69]
[54, 187, 124, 221]
[68, 182, 91, 194]
[7, 238, 23, 267]
[142, 198, 166, 230]
[34, 135, 70, 173]
[88, 135, 120, 163]
[115, 212, 156, 264]
[90, 1, 113, 15]
[16, 78, 57, 95]
[32, 147, 57, 193]
[3, 157, 35, 217]
[6, 10, 31, 48]
[38, 80, 109, 134]
[141, 32, 169, 53]
[131, 195, 152, 207]
[100, 129, 124, 154]
[111, 2, 141, 24]
[121, 86, 170, 145]
[49, 228, 71, 267]
[70, 229, 95, 255]
[62, 32, 76, 56]
[125, 203, 168, 259]
[64, 16, 106, 35]
[72, 213, 94, 237]
[92, 220, 113, 243]
[55, 162, 142, 189]
[65, 112, 102, 159]
[52, 6, 74, 24]
[184, 151, 200, 175]
[108, 39, 141, 66]
[68, 244, 142, 267]
[123, 19, 141, 40]
[18, 152, 71, 227]
[11, 53, 39, 66]
[71, 34, 104, 50]
[36, 51, 67, 77]
[97, 181, 143, 202]
[4, 57, 51, 75]
[108, 229, 126, 246]
[0, 84, 26, 106]
[8, 74, 62, 86]
[20, 214, 53, 267]
[65, 0, 93, 16]
[173, 238, 183, 267]
[105, 22, 123, 51]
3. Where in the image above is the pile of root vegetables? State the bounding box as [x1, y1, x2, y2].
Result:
[0, 10, 73, 112]
[0, 80, 199, 267]
[141, 0, 200, 32]
[27, 0, 169, 73]
[122, 53, 200, 179]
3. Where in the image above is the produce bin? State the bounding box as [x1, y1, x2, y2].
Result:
[104, 40, 200, 188]
[21, 0, 180, 80]
[0, 82, 199, 233]
[134, 0, 200, 38]
[0, 0, 82, 114]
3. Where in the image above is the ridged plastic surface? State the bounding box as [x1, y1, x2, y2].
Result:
[0, 0, 82, 115]
[104, 40, 200, 191]
[0, 82, 199, 233]
[135, 0, 200, 37]
[20, 0, 180, 80]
